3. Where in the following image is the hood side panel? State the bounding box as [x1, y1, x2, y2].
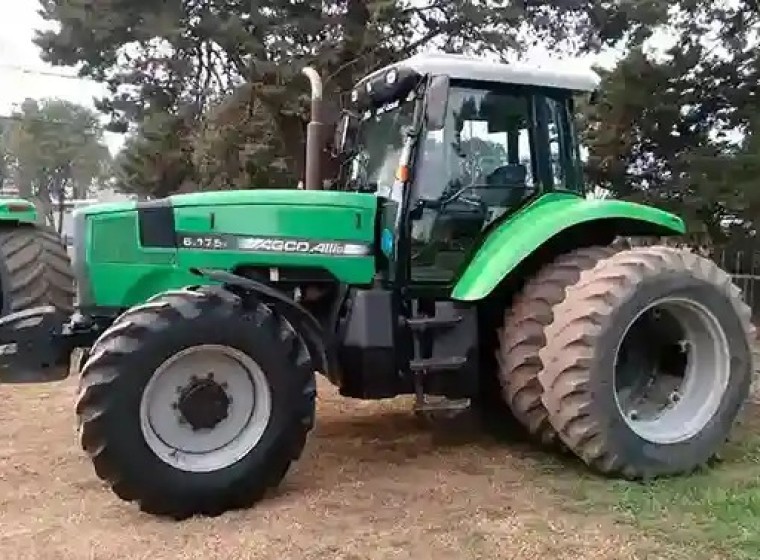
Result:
[83, 194, 378, 309]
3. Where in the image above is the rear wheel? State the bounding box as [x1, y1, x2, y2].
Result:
[496, 246, 616, 446]
[0, 224, 74, 314]
[539, 246, 754, 477]
[76, 286, 316, 518]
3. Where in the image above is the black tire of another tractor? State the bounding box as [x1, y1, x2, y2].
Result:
[496, 246, 617, 447]
[538, 246, 755, 478]
[76, 285, 316, 519]
[0, 224, 74, 314]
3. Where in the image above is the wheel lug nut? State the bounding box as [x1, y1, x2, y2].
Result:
[670, 392, 681, 404]
[629, 410, 639, 421]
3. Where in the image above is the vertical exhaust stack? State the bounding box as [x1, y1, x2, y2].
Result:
[302, 67, 324, 190]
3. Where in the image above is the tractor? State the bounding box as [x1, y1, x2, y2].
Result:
[0, 197, 73, 316]
[0, 53, 753, 520]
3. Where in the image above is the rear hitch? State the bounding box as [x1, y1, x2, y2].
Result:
[0, 306, 105, 384]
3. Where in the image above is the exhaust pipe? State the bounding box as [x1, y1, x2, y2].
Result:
[302, 67, 324, 190]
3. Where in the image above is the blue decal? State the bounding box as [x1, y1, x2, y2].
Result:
[381, 228, 394, 256]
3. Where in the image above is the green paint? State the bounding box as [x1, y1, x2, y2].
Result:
[451, 192, 686, 301]
[80, 189, 378, 308]
[168, 188, 378, 210]
[0, 198, 38, 224]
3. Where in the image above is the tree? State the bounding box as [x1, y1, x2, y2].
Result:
[584, 0, 760, 244]
[114, 110, 196, 198]
[3, 99, 112, 228]
[192, 85, 295, 192]
[35, 0, 670, 196]
[0, 121, 10, 191]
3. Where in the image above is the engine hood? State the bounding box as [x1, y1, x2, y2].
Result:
[168, 189, 378, 210]
[74, 189, 378, 219]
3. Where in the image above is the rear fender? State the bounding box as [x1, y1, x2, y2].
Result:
[451, 193, 685, 302]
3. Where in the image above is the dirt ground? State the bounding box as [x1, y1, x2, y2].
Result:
[0, 377, 702, 560]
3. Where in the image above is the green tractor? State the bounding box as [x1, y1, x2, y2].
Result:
[0, 54, 753, 519]
[0, 197, 73, 315]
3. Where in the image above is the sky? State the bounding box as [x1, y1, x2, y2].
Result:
[0, 2, 122, 152]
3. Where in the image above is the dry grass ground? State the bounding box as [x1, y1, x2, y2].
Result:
[1, 375, 758, 560]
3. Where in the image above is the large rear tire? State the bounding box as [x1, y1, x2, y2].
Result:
[538, 246, 754, 478]
[76, 286, 316, 519]
[497, 246, 616, 446]
[0, 224, 74, 314]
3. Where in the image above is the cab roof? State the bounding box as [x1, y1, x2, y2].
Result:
[365, 53, 600, 93]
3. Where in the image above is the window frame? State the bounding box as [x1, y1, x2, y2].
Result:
[410, 79, 584, 204]
[542, 89, 585, 194]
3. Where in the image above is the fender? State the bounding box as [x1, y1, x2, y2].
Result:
[451, 192, 685, 302]
[190, 267, 334, 378]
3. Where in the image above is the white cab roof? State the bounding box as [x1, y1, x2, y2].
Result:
[368, 53, 600, 93]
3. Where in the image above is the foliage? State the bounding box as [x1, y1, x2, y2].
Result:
[0, 120, 10, 191]
[584, 1, 760, 243]
[114, 109, 196, 197]
[35, 0, 670, 196]
[2, 98, 111, 227]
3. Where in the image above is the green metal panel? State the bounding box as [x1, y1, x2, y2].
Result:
[81, 189, 379, 308]
[167, 188, 379, 210]
[75, 199, 137, 217]
[174, 199, 377, 287]
[451, 192, 686, 302]
[0, 198, 38, 224]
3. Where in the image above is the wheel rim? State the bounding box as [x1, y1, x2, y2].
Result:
[139, 344, 272, 473]
[613, 297, 731, 445]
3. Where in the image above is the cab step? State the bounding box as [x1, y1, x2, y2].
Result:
[413, 395, 471, 414]
[406, 300, 478, 400]
[405, 314, 462, 332]
[409, 356, 467, 373]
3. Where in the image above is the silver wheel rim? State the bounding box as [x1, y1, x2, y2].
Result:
[613, 297, 731, 445]
[139, 344, 272, 473]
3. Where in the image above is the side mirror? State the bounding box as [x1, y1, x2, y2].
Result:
[425, 75, 449, 131]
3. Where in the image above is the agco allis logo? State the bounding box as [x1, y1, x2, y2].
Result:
[239, 237, 366, 255]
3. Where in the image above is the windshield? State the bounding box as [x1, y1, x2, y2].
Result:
[343, 99, 415, 196]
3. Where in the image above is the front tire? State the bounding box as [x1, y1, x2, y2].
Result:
[538, 246, 754, 478]
[76, 286, 316, 519]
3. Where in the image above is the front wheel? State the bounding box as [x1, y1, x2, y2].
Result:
[76, 286, 316, 519]
[538, 246, 755, 478]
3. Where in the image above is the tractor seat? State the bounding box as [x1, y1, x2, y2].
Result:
[473, 163, 533, 207]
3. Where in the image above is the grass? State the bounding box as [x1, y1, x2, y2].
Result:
[543, 410, 760, 560]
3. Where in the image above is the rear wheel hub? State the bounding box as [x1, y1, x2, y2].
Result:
[614, 297, 730, 444]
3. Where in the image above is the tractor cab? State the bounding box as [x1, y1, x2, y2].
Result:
[334, 54, 600, 284]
